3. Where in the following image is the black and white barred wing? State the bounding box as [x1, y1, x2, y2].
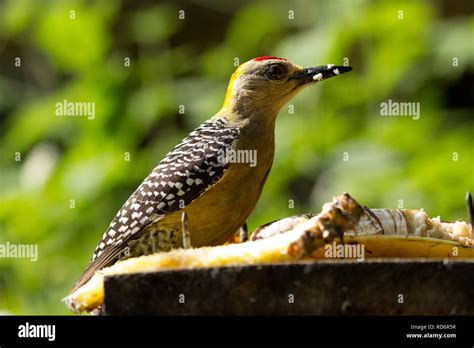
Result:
[71, 119, 240, 292]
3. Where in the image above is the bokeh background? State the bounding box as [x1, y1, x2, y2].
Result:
[0, 0, 473, 314]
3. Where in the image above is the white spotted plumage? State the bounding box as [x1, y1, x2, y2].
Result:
[92, 118, 240, 257]
[72, 118, 240, 293]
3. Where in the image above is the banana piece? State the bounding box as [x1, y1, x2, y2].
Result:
[64, 193, 473, 313]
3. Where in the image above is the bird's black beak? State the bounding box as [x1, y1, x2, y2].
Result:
[290, 64, 352, 84]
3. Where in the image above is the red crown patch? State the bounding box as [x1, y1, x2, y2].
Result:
[253, 56, 287, 62]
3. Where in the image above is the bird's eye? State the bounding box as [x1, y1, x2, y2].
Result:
[266, 64, 286, 80]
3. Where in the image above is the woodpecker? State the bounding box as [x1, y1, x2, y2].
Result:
[71, 57, 351, 292]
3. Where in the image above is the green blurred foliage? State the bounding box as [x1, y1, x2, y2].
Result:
[0, 0, 473, 314]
